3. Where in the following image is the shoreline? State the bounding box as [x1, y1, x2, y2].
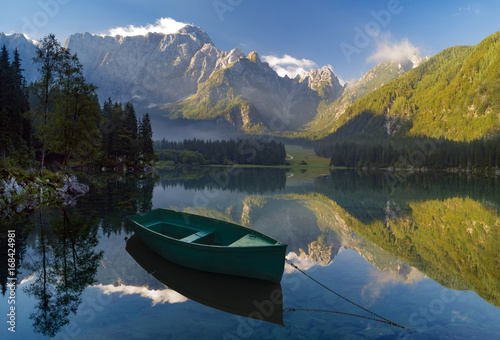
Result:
[0, 170, 89, 219]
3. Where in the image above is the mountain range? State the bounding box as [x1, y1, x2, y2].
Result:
[1, 27, 499, 142]
[63, 26, 345, 134]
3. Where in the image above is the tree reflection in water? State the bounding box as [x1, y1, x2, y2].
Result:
[23, 206, 102, 337]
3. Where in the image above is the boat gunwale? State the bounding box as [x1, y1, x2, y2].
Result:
[127, 209, 286, 250]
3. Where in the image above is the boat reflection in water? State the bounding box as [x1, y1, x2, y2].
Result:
[126, 234, 284, 326]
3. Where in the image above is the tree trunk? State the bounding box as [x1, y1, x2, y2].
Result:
[40, 105, 48, 176]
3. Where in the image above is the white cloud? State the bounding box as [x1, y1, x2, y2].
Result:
[367, 36, 421, 63]
[453, 5, 481, 16]
[284, 251, 325, 274]
[262, 54, 317, 78]
[94, 283, 188, 306]
[103, 17, 189, 37]
[20, 273, 36, 285]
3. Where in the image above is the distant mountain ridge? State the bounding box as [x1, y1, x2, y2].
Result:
[63, 25, 346, 133]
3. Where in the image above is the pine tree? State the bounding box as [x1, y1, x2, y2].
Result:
[110, 102, 124, 158]
[139, 113, 154, 161]
[0, 46, 31, 163]
[12, 49, 31, 156]
[123, 101, 138, 159]
[100, 98, 114, 158]
[0, 45, 12, 161]
[31, 34, 64, 174]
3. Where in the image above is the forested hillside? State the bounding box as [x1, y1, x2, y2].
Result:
[324, 31, 500, 142]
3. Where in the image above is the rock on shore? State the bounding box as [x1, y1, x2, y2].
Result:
[0, 174, 89, 218]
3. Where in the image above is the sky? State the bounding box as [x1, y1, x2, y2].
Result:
[1, 0, 499, 82]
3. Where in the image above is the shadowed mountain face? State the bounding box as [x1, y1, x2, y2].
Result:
[295, 55, 427, 139]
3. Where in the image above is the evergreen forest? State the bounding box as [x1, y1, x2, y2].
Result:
[154, 138, 286, 166]
[316, 136, 500, 170]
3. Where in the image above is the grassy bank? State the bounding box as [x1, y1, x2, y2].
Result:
[282, 145, 330, 185]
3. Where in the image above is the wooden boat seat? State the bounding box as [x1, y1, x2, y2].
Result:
[229, 234, 274, 247]
[180, 230, 215, 244]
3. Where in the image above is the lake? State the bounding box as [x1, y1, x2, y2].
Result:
[2, 168, 500, 339]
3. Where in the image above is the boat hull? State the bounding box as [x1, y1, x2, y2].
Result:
[127, 209, 287, 283]
[126, 234, 284, 325]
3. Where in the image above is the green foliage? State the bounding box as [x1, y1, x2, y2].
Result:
[318, 135, 500, 169]
[156, 149, 208, 165]
[161, 65, 264, 133]
[100, 99, 143, 162]
[335, 196, 500, 307]
[164, 68, 240, 119]
[30, 34, 65, 173]
[0, 45, 32, 165]
[326, 31, 500, 142]
[26, 34, 106, 173]
[46, 50, 101, 172]
[139, 113, 155, 162]
[154, 138, 286, 166]
[286, 59, 410, 140]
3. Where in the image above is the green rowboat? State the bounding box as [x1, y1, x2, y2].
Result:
[126, 208, 287, 283]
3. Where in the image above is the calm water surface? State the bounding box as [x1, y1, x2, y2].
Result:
[1, 168, 500, 339]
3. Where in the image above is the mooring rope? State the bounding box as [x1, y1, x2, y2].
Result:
[285, 258, 408, 330]
[283, 308, 404, 327]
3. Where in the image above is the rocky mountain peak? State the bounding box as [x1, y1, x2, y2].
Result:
[177, 25, 213, 44]
[408, 55, 429, 68]
[385, 54, 430, 73]
[300, 65, 344, 102]
[246, 51, 261, 63]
